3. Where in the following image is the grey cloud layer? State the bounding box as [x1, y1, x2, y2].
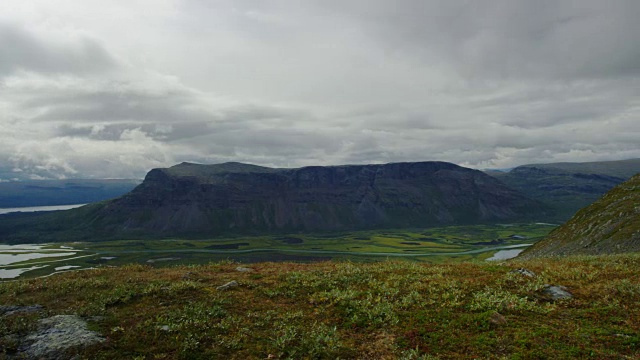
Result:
[0, 22, 116, 76]
[0, 1, 639, 180]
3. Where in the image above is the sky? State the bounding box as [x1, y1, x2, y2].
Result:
[1, 0, 639, 180]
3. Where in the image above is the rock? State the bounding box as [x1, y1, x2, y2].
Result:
[235, 266, 253, 272]
[0, 304, 43, 316]
[510, 268, 536, 278]
[543, 285, 573, 300]
[21, 315, 104, 359]
[159, 325, 170, 332]
[489, 312, 507, 325]
[216, 280, 239, 291]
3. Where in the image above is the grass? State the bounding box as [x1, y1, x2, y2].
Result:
[1, 253, 639, 359]
[1, 224, 555, 280]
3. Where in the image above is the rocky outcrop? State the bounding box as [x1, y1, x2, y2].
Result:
[19, 315, 104, 359]
[520, 173, 640, 258]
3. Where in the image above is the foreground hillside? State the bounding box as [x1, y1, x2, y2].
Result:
[1, 256, 638, 359]
[521, 173, 640, 258]
[0, 161, 548, 242]
[488, 158, 640, 220]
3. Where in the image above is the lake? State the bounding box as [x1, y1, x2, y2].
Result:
[0, 204, 86, 215]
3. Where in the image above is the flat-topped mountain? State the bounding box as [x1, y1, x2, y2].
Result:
[0, 161, 548, 242]
[520, 173, 640, 258]
[488, 158, 640, 220]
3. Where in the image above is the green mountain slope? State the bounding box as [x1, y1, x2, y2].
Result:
[488, 158, 640, 220]
[521, 173, 640, 258]
[0, 161, 549, 242]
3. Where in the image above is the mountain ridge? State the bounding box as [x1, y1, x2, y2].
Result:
[487, 158, 640, 220]
[0, 161, 549, 242]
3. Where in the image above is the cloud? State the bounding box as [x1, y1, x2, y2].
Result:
[0, 22, 116, 77]
[0, 1, 639, 180]
[312, 0, 640, 80]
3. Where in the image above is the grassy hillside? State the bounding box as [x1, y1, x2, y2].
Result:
[521, 173, 640, 258]
[489, 158, 640, 220]
[1, 255, 639, 359]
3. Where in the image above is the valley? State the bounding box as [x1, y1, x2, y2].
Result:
[0, 223, 554, 280]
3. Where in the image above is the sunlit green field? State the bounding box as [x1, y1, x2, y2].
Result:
[1, 223, 555, 280]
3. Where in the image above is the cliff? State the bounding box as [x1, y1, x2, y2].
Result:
[0, 161, 549, 241]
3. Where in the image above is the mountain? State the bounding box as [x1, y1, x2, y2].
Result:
[520, 173, 640, 258]
[0, 161, 548, 242]
[488, 158, 640, 220]
[0, 179, 141, 208]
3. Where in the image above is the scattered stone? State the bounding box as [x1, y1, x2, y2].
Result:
[235, 266, 254, 272]
[489, 312, 507, 325]
[21, 315, 104, 359]
[159, 325, 171, 332]
[510, 268, 536, 278]
[543, 285, 573, 300]
[217, 280, 239, 291]
[0, 305, 43, 316]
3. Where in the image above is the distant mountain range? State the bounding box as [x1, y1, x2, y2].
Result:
[0, 161, 548, 242]
[520, 173, 640, 258]
[0, 179, 140, 208]
[487, 158, 640, 220]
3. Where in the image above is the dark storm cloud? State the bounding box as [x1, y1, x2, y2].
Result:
[0, 22, 116, 76]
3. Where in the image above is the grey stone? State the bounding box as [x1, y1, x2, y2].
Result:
[0, 304, 43, 316]
[216, 280, 239, 291]
[159, 325, 170, 332]
[510, 268, 536, 277]
[543, 285, 573, 300]
[21, 315, 104, 359]
[235, 266, 254, 272]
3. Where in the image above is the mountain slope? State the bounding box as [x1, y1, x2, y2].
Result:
[488, 158, 640, 220]
[521, 173, 640, 258]
[0, 179, 140, 208]
[0, 161, 548, 242]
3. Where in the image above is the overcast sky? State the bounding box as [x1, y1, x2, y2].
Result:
[1, 0, 639, 180]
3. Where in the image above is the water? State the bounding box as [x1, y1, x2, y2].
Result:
[0, 252, 77, 266]
[54, 265, 81, 271]
[486, 249, 525, 261]
[0, 266, 48, 279]
[0, 244, 81, 279]
[0, 204, 86, 215]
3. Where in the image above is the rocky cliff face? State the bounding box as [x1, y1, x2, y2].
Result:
[520, 173, 640, 258]
[80, 161, 547, 238]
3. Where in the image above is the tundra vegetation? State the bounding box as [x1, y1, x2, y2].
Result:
[1, 254, 638, 359]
